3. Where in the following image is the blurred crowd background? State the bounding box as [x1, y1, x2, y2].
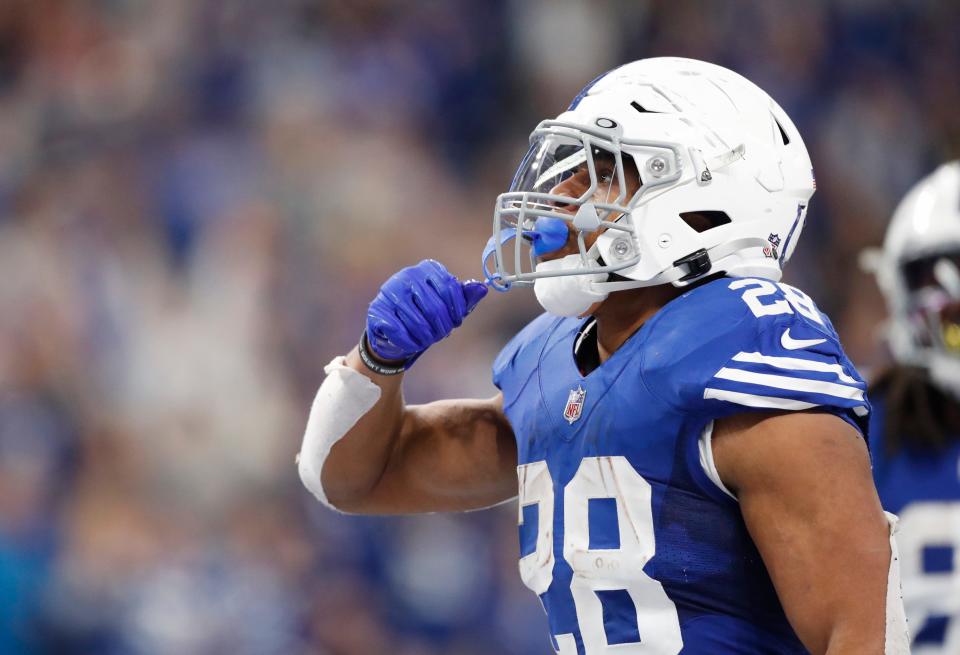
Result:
[0, 1, 958, 653]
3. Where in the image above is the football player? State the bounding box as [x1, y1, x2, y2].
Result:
[869, 161, 960, 654]
[299, 58, 908, 653]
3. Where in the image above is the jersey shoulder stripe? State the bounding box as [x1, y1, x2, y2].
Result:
[706, 349, 868, 417]
[703, 388, 818, 411]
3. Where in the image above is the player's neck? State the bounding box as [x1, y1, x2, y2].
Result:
[593, 285, 685, 363]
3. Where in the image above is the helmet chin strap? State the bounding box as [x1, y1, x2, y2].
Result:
[591, 236, 769, 293]
[535, 235, 767, 318]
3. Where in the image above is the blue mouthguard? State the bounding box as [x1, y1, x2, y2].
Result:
[482, 216, 570, 290]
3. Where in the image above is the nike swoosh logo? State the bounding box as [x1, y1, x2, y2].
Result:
[781, 328, 827, 350]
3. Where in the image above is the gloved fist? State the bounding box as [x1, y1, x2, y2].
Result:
[366, 259, 488, 366]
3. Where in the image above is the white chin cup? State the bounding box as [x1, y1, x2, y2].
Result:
[533, 255, 610, 317]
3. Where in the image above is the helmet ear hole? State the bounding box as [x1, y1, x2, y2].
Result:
[679, 211, 732, 233]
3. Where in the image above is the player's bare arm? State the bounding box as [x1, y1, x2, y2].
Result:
[323, 352, 516, 514]
[713, 411, 892, 655]
[298, 259, 517, 515]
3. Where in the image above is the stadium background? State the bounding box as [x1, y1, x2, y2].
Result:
[0, 1, 958, 653]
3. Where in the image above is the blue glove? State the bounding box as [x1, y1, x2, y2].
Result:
[366, 259, 488, 365]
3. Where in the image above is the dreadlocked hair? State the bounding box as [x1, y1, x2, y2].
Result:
[870, 365, 960, 455]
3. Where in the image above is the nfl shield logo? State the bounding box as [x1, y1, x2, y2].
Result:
[563, 386, 587, 424]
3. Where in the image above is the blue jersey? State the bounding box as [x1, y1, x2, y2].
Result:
[869, 397, 960, 654]
[493, 277, 869, 655]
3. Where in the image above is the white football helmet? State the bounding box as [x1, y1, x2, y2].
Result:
[483, 57, 816, 302]
[874, 161, 960, 395]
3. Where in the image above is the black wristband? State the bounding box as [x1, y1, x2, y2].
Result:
[358, 330, 409, 376]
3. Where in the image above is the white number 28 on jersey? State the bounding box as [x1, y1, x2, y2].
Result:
[729, 278, 825, 326]
[896, 501, 960, 654]
[517, 457, 682, 654]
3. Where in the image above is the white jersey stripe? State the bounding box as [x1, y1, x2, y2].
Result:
[703, 388, 819, 410]
[731, 351, 858, 384]
[714, 367, 865, 401]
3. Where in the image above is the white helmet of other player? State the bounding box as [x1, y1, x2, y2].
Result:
[874, 161, 960, 396]
[483, 57, 815, 315]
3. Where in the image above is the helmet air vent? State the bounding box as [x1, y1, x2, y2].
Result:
[630, 101, 660, 114]
[774, 117, 791, 145]
[679, 211, 732, 234]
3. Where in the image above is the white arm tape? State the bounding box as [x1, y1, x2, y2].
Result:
[297, 355, 382, 511]
[884, 511, 911, 654]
